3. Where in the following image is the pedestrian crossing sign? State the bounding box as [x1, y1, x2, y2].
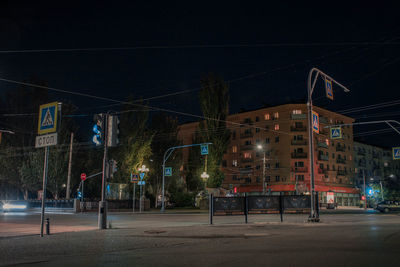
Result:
[325, 78, 334, 100]
[312, 111, 319, 134]
[201, 144, 209, 155]
[330, 127, 342, 139]
[165, 167, 172, 177]
[38, 102, 58, 135]
[392, 147, 400, 160]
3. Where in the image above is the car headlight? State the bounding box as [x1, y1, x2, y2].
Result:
[3, 203, 27, 210]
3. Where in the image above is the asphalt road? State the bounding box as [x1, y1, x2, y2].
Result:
[1, 210, 399, 266]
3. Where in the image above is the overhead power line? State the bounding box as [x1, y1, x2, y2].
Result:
[0, 41, 400, 54]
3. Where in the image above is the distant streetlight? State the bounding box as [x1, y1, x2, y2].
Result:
[256, 145, 266, 194]
[201, 172, 209, 180]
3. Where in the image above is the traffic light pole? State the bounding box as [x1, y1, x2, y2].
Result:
[98, 113, 108, 229]
[307, 68, 350, 222]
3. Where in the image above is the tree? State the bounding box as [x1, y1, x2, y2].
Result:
[110, 99, 153, 184]
[148, 113, 182, 207]
[198, 74, 230, 188]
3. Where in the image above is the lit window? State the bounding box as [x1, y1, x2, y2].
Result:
[274, 124, 280, 130]
[244, 152, 252, 159]
[232, 160, 238, 167]
[325, 139, 329, 146]
[292, 109, 302, 114]
[264, 113, 270, 120]
[274, 112, 279, 119]
[232, 146, 237, 153]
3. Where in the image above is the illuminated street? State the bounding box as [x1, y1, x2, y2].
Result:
[1, 211, 399, 266]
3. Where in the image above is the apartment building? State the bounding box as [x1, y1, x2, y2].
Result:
[353, 141, 400, 188]
[178, 103, 359, 206]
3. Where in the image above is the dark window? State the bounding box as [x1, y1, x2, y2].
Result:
[265, 138, 270, 144]
[256, 165, 261, 170]
[255, 116, 259, 122]
[222, 160, 227, 167]
[275, 162, 280, 168]
[266, 176, 271, 182]
[256, 128, 260, 133]
[275, 136, 279, 143]
[275, 176, 280, 182]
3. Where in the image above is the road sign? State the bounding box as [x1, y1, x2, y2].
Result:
[81, 173, 87, 181]
[165, 167, 172, 176]
[38, 102, 58, 135]
[35, 132, 58, 148]
[138, 181, 146, 185]
[330, 127, 342, 139]
[393, 147, 400, 160]
[325, 79, 334, 100]
[130, 173, 139, 183]
[201, 144, 209, 155]
[312, 111, 319, 134]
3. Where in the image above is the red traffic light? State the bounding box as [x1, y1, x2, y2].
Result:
[234, 187, 237, 193]
[361, 195, 366, 201]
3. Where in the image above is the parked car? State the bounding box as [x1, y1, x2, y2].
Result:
[376, 200, 400, 213]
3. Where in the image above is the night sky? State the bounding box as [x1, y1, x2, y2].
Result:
[1, 2, 399, 147]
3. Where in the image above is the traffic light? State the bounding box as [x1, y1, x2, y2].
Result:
[92, 114, 104, 146]
[107, 115, 120, 147]
[234, 187, 237, 194]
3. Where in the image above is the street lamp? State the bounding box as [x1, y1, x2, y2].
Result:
[138, 164, 149, 213]
[257, 144, 266, 194]
[307, 68, 350, 222]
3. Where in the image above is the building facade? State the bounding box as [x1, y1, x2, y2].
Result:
[178, 104, 359, 206]
[353, 141, 400, 190]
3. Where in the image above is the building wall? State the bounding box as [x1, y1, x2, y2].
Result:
[353, 142, 400, 187]
[178, 104, 357, 201]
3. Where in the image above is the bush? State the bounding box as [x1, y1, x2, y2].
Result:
[169, 191, 195, 208]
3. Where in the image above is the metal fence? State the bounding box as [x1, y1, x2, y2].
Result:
[210, 194, 312, 224]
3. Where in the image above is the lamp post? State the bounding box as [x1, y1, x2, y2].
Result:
[138, 164, 149, 213]
[307, 68, 350, 222]
[257, 145, 266, 194]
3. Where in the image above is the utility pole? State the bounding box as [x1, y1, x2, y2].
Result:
[66, 132, 74, 199]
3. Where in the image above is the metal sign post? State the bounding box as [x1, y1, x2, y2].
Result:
[40, 146, 49, 237]
[37, 102, 59, 237]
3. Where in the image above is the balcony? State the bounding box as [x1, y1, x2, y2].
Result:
[291, 167, 308, 173]
[317, 168, 326, 174]
[239, 168, 253, 174]
[318, 154, 329, 161]
[291, 114, 307, 120]
[336, 158, 346, 164]
[372, 152, 380, 159]
[240, 145, 253, 151]
[291, 152, 307, 159]
[357, 150, 366, 156]
[317, 142, 328, 149]
[241, 158, 254, 163]
[290, 125, 307, 132]
[319, 116, 329, 124]
[240, 132, 254, 139]
[336, 145, 346, 152]
[358, 161, 366, 167]
[337, 170, 347, 176]
[291, 139, 307, 145]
